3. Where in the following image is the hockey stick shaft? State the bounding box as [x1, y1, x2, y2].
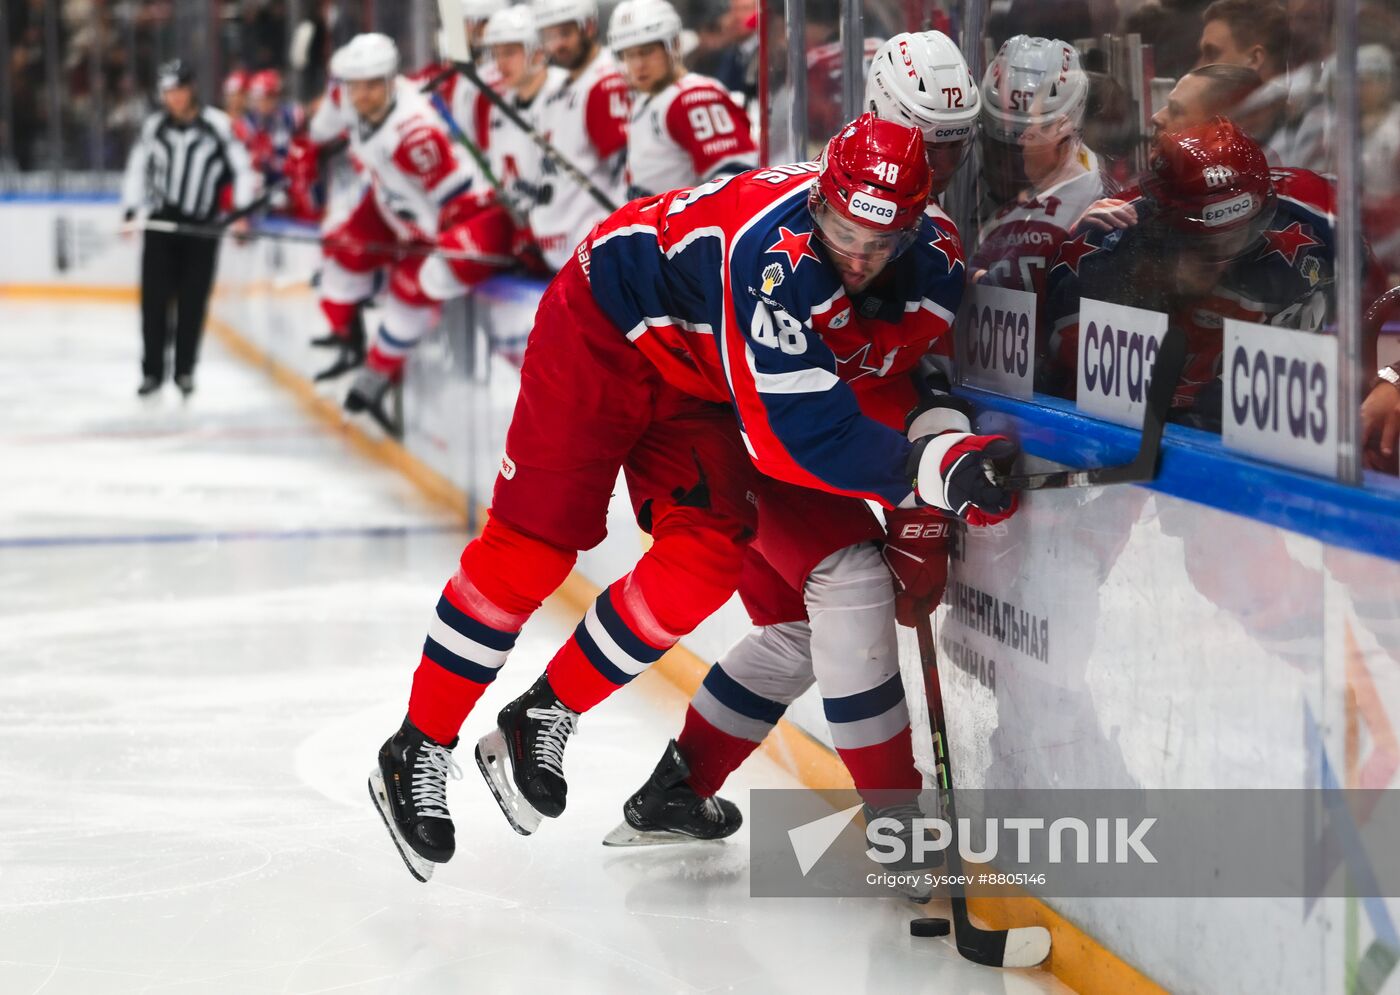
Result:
[130, 218, 515, 267]
[452, 58, 619, 214]
[992, 323, 1187, 491]
[426, 90, 530, 228]
[913, 608, 1050, 968]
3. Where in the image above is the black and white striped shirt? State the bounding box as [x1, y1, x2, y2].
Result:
[120, 106, 258, 223]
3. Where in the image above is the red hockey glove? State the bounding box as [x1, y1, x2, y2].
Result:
[906, 397, 1020, 527]
[438, 189, 490, 233]
[881, 507, 954, 627]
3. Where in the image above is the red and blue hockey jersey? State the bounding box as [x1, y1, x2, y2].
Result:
[582, 163, 965, 507]
[1042, 168, 1367, 427]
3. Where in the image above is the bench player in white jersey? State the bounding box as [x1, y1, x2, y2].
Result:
[310, 34, 515, 429]
[472, 5, 567, 267]
[606, 0, 756, 199]
[414, 0, 508, 139]
[528, 0, 631, 270]
[971, 35, 1107, 308]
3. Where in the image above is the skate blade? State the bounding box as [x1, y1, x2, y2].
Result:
[367, 769, 435, 883]
[601, 821, 730, 847]
[475, 728, 544, 837]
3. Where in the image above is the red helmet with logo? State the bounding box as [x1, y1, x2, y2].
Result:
[223, 69, 249, 95]
[248, 69, 283, 98]
[1141, 118, 1276, 259]
[809, 113, 930, 273]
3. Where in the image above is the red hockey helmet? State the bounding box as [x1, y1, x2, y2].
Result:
[248, 69, 283, 98]
[223, 69, 249, 96]
[1141, 118, 1276, 261]
[809, 113, 930, 278]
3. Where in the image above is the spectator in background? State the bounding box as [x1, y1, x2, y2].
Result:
[243, 69, 305, 211]
[1360, 45, 1400, 198]
[1194, 0, 1300, 164]
[684, 0, 754, 97]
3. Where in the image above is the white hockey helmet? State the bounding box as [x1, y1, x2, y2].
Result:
[866, 33, 979, 145]
[980, 35, 1088, 144]
[482, 5, 542, 58]
[531, 0, 598, 30]
[462, 0, 508, 23]
[607, 0, 683, 55]
[330, 33, 399, 81]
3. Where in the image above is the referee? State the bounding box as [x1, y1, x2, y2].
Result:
[120, 60, 258, 397]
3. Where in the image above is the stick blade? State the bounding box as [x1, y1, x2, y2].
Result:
[953, 917, 1052, 968]
[999, 925, 1052, 968]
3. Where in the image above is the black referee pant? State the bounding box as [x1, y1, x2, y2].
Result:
[140, 224, 220, 381]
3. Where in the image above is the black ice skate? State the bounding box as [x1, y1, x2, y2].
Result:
[136, 374, 161, 397]
[864, 797, 942, 903]
[311, 306, 366, 350]
[343, 367, 401, 438]
[476, 675, 579, 836]
[368, 717, 463, 883]
[602, 740, 741, 847]
[174, 373, 194, 398]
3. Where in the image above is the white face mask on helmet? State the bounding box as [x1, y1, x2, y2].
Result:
[530, 0, 597, 30]
[330, 33, 400, 81]
[607, 0, 682, 56]
[865, 31, 979, 183]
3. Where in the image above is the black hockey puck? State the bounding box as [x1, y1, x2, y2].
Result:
[910, 917, 951, 938]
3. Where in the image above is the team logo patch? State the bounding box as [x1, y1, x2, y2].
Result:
[848, 191, 898, 226]
[1301, 254, 1322, 287]
[767, 226, 820, 271]
[500, 454, 516, 480]
[830, 307, 851, 330]
[761, 262, 785, 295]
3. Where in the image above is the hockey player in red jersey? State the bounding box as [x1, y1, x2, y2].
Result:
[607, 0, 756, 200]
[367, 114, 1019, 882]
[242, 70, 306, 211]
[603, 38, 991, 860]
[527, 0, 631, 270]
[308, 33, 515, 430]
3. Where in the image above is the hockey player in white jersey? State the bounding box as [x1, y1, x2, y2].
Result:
[970, 36, 1107, 305]
[310, 33, 515, 431]
[473, 5, 567, 252]
[528, 0, 631, 269]
[607, 0, 756, 199]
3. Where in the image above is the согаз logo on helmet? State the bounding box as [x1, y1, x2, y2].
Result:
[849, 192, 897, 225]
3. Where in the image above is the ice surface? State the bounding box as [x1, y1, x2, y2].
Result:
[0, 300, 1071, 994]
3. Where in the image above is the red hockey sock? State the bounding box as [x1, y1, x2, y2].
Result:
[675, 705, 764, 797]
[545, 579, 673, 713]
[836, 724, 924, 799]
[406, 515, 575, 743]
[319, 299, 357, 336]
[365, 345, 404, 380]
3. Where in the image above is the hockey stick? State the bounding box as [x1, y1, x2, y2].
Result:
[426, 90, 531, 228]
[130, 218, 515, 267]
[913, 607, 1052, 968]
[990, 323, 1187, 491]
[435, 0, 620, 214]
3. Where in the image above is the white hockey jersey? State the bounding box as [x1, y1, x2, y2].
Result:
[971, 146, 1107, 300]
[531, 49, 631, 270]
[474, 68, 567, 220]
[348, 77, 485, 241]
[624, 73, 757, 199]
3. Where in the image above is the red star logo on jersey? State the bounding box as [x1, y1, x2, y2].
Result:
[767, 226, 820, 271]
[1257, 222, 1321, 266]
[834, 342, 887, 382]
[1053, 231, 1100, 275]
[927, 228, 961, 269]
